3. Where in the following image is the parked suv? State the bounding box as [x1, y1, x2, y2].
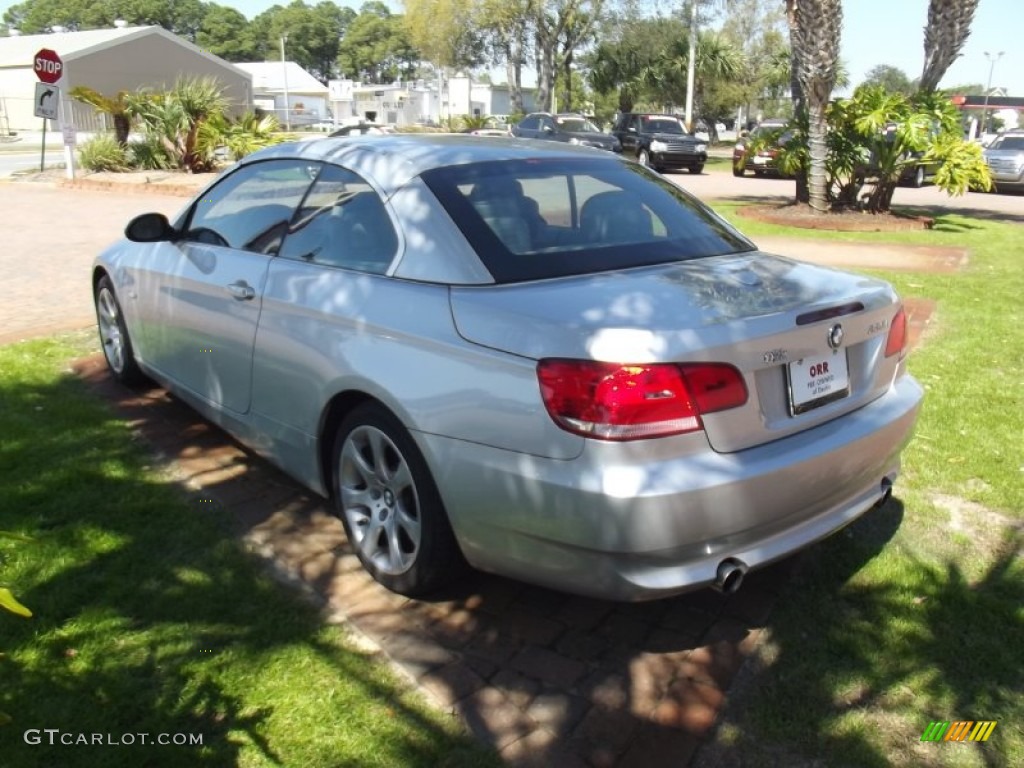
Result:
[611, 113, 707, 173]
[983, 130, 1024, 193]
[511, 113, 621, 152]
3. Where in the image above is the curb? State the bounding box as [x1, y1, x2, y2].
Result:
[59, 178, 201, 198]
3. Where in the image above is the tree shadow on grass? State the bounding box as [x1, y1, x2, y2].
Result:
[695, 498, 1023, 768]
[0, 363, 497, 767]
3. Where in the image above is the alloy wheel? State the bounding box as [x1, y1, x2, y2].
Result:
[97, 287, 125, 373]
[339, 425, 421, 575]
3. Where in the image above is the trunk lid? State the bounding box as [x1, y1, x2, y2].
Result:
[449, 251, 904, 452]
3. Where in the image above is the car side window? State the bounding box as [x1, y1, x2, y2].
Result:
[519, 116, 539, 130]
[185, 160, 315, 254]
[541, 117, 556, 132]
[279, 165, 398, 274]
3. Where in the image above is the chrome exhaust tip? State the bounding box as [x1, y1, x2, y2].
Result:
[713, 558, 748, 594]
[873, 478, 894, 509]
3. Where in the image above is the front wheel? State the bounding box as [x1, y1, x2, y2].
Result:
[689, 164, 704, 174]
[733, 165, 745, 177]
[637, 149, 651, 167]
[95, 274, 144, 385]
[911, 165, 925, 188]
[332, 403, 464, 596]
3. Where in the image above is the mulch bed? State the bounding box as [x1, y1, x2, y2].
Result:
[739, 203, 934, 232]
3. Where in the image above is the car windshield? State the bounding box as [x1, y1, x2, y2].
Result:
[990, 136, 1024, 151]
[421, 158, 755, 283]
[642, 117, 685, 134]
[556, 117, 601, 133]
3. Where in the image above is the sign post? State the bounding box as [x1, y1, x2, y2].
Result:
[60, 106, 76, 180]
[33, 48, 63, 173]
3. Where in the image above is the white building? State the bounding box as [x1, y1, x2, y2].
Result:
[328, 75, 537, 128]
[0, 26, 251, 133]
[235, 61, 329, 128]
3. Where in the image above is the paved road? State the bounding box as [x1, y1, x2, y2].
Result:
[0, 184, 185, 344]
[0, 152, 50, 177]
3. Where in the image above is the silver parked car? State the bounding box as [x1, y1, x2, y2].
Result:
[983, 130, 1024, 192]
[93, 135, 922, 601]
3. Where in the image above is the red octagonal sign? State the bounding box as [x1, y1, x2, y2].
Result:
[34, 48, 63, 84]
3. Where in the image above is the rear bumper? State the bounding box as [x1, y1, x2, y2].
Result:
[419, 374, 923, 601]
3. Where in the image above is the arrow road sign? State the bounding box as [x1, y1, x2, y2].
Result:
[34, 82, 59, 120]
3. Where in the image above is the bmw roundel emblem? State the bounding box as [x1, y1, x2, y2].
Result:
[828, 323, 844, 350]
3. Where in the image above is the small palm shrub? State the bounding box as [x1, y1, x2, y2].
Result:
[128, 133, 174, 170]
[198, 111, 285, 163]
[78, 133, 130, 172]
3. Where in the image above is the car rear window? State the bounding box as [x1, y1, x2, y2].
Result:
[421, 157, 754, 283]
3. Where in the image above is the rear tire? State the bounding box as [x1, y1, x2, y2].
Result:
[733, 165, 744, 177]
[332, 402, 464, 596]
[911, 165, 925, 188]
[690, 164, 704, 174]
[94, 275, 145, 386]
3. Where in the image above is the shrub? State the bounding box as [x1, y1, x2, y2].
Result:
[78, 133, 130, 172]
[199, 111, 285, 162]
[128, 134, 174, 170]
[130, 77, 229, 173]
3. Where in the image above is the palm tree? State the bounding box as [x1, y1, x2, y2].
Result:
[786, 0, 843, 213]
[68, 87, 134, 146]
[647, 31, 742, 123]
[170, 77, 230, 173]
[919, 0, 980, 93]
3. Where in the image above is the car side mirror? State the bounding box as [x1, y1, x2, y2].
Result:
[125, 212, 176, 243]
[542, 125, 554, 134]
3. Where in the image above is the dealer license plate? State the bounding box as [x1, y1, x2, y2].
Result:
[787, 350, 850, 415]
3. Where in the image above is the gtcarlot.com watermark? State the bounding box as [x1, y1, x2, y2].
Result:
[24, 729, 203, 747]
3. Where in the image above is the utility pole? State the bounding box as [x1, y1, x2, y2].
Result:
[981, 51, 1004, 137]
[684, 0, 699, 132]
[280, 35, 291, 131]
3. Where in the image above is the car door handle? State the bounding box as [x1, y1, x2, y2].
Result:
[226, 280, 255, 301]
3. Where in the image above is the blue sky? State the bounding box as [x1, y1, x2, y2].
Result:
[3, 0, 1022, 95]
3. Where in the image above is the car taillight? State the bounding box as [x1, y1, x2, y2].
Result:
[536, 360, 748, 441]
[885, 307, 907, 359]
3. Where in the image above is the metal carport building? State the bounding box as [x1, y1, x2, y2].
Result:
[0, 25, 251, 134]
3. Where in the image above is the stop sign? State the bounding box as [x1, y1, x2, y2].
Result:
[34, 48, 63, 84]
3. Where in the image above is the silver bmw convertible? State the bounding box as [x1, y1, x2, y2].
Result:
[93, 135, 922, 601]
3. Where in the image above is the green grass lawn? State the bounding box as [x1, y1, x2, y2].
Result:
[702, 206, 1023, 767]
[0, 331, 498, 767]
